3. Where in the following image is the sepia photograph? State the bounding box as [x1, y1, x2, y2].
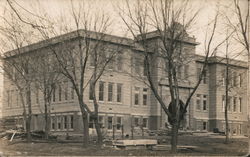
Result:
[0, 0, 249, 156]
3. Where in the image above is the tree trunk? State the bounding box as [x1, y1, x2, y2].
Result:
[19, 90, 28, 139]
[26, 85, 32, 142]
[79, 102, 89, 146]
[225, 61, 229, 143]
[171, 122, 179, 153]
[82, 112, 89, 146]
[94, 118, 103, 144]
[44, 101, 49, 140]
[225, 107, 229, 143]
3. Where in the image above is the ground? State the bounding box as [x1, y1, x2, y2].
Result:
[0, 133, 248, 156]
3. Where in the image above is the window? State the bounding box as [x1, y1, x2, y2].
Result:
[143, 88, 148, 105]
[197, 68, 201, 81]
[228, 97, 231, 112]
[233, 97, 237, 112]
[12, 67, 16, 80]
[117, 54, 123, 71]
[143, 59, 147, 76]
[108, 116, 113, 130]
[64, 82, 68, 101]
[177, 65, 182, 79]
[99, 81, 104, 101]
[142, 118, 148, 128]
[89, 83, 94, 100]
[117, 84, 122, 102]
[108, 83, 113, 102]
[134, 58, 140, 74]
[203, 70, 207, 84]
[58, 84, 62, 101]
[203, 95, 207, 111]
[57, 116, 62, 130]
[134, 117, 139, 127]
[116, 117, 122, 130]
[108, 56, 114, 70]
[52, 87, 56, 102]
[134, 87, 140, 105]
[239, 74, 243, 87]
[63, 116, 68, 129]
[184, 65, 189, 79]
[35, 88, 39, 104]
[239, 97, 242, 112]
[239, 124, 242, 134]
[203, 121, 207, 130]
[51, 116, 56, 130]
[71, 86, 74, 100]
[222, 96, 225, 112]
[7, 90, 10, 107]
[69, 115, 74, 129]
[16, 90, 19, 106]
[233, 72, 237, 87]
[222, 70, 226, 86]
[196, 94, 201, 110]
[10, 90, 13, 107]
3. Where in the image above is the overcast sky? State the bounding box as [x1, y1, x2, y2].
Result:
[0, 0, 248, 57]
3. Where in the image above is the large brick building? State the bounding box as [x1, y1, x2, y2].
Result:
[1, 30, 248, 136]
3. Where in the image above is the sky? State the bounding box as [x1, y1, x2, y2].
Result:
[0, 0, 248, 57]
[0, 0, 249, 117]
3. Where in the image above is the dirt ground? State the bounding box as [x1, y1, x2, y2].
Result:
[0, 133, 248, 156]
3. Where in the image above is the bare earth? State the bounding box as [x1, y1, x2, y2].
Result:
[0, 133, 248, 156]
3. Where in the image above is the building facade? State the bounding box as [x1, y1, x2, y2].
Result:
[1, 30, 248, 136]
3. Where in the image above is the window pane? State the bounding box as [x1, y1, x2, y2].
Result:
[58, 84, 62, 101]
[57, 116, 61, 130]
[203, 122, 207, 130]
[134, 118, 139, 127]
[70, 115, 74, 129]
[117, 84, 122, 102]
[117, 117, 122, 130]
[64, 116, 67, 129]
[135, 93, 139, 105]
[64, 82, 68, 101]
[108, 117, 113, 130]
[239, 98, 242, 112]
[108, 83, 113, 101]
[71, 87, 74, 100]
[143, 118, 148, 128]
[117, 54, 123, 71]
[196, 94, 200, 110]
[89, 83, 94, 100]
[99, 81, 104, 101]
[143, 95, 147, 105]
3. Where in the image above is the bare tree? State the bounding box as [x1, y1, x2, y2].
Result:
[4, 0, 116, 145]
[31, 51, 61, 139]
[225, 0, 249, 150]
[0, 15, 35, 141]
[118, 0, 228, 153]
